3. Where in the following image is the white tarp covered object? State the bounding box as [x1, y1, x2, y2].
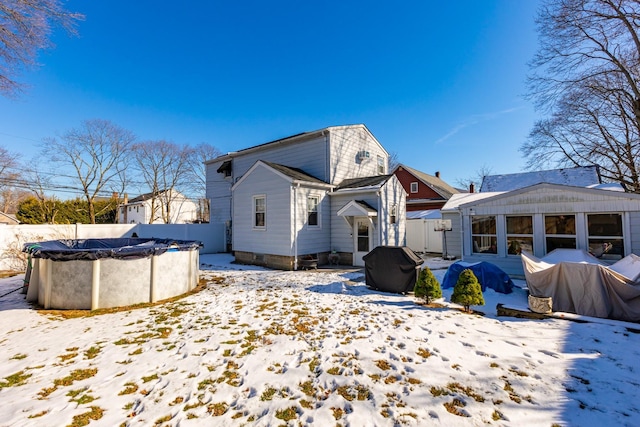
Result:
[522, 249, 640, 322]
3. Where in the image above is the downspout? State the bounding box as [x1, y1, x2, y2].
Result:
[324, 130, 330, 182]
[293, 183, 300, 270]
[457, 207, 464, 259]
[229, 178, 233, 252]
[377, 190, 382, 247]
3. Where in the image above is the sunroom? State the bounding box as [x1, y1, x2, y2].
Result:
[441, 183, 640, 277]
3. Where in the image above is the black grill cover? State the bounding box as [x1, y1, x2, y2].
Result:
[363, 246, 424, 293]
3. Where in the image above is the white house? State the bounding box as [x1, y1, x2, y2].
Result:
[441, 183, 640, 277]
[205, 124, 406, 269]
[118, 190, 198, 224]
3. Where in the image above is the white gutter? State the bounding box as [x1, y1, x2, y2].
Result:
[329, 185, 383, 195]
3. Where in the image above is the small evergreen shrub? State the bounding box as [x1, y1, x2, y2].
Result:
[414, 267, 442, 304]
[450, 269, 484, 313]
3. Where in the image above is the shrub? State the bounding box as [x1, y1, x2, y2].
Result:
[450, 269, 484, 313]
[414, 267, 442, 304]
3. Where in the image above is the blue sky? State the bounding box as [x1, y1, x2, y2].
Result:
[1, 0, 542, 192]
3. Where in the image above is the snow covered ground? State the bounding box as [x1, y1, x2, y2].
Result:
[0, 254, 638, 426]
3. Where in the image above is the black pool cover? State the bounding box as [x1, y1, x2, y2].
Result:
[362, 246, 424, 293]
[23, 238, 202, 261]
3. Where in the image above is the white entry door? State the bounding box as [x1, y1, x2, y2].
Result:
[353, 218, 373, 266]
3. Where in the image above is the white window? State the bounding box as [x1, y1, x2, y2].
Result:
[544, 214, 576, 253]
[471, 215, 496, 254]
[587, 213, 623, 259]
[390, 204, 397, 224]
[253, 195, 266, 228]
[506, 216, 533, 255]
[377, 156, 385, 174]
[410, 182, 418, 193]
[307, 196, 319, 227]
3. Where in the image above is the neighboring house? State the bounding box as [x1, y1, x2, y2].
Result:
[391, 164, 458, 254]
[0, 212, 19, 225]
[205, 124, 406, 269]
[441, 183, 640, 277]
[392, 164, 459, 211]
[118, 190, 198, 224]
[479, 165, 601, 192]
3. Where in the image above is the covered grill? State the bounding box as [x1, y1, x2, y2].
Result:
[363, 246, 424, 293]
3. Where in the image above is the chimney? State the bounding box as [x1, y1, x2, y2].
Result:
[435, 171, 440, 178]
[123, 193, 128, 204]
[469, 183, 475, 193]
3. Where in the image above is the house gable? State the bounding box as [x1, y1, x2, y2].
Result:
[393, 164, 458, 210]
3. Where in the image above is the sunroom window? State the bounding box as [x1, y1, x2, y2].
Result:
[545, 214, 576, 253]
[471, 215, 496, 254]
[587, 213, 623, 259]
[506, 215, 533, 255]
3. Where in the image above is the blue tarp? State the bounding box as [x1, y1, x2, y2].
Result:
[442, 261, 514, 294]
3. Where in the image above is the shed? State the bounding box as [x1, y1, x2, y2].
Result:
[362, 246, 424, 293]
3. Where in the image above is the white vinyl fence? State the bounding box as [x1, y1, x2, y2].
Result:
[405, 219, 444, 254]
[0, 223, 226, 271]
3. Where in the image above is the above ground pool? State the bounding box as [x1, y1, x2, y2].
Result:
[23, 238, 202, 310]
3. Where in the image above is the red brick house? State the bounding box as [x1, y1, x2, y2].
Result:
[393, 164, 459, 211]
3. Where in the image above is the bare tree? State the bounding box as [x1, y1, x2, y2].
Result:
[0, 187, 30, 214]
[0, 146, 21, 211]
[26, 168, 58, 223]
[523, 0, 640, 192]
[387, 151, 401, 173]
[0, 0, 83, 97]
[187, 143, 222, 222]
[456, 164, 494, 192]
[0, 145, 18, 175]
[132, 140, 193, 224]
[43, 119, 135, 224]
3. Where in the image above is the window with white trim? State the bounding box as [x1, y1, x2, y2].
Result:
[390, 204, 397, 224]
[253, 195, 266, 228]
[506, 215, 533, 255]
[410, 182, 418, 193]
[544, 214, 576, 253]
[377, 156, 385, 174]
[471, 215, 496, 253]
[307, 196, 319, 227]
[587, 213, 623, 259]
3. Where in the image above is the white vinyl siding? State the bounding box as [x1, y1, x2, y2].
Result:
[206, 159, 233, 223]
[232, 167, 292, 255]
[327, 126, 388, 185]
[233, 135, 328, 183]
[294, 187, 331, 254]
